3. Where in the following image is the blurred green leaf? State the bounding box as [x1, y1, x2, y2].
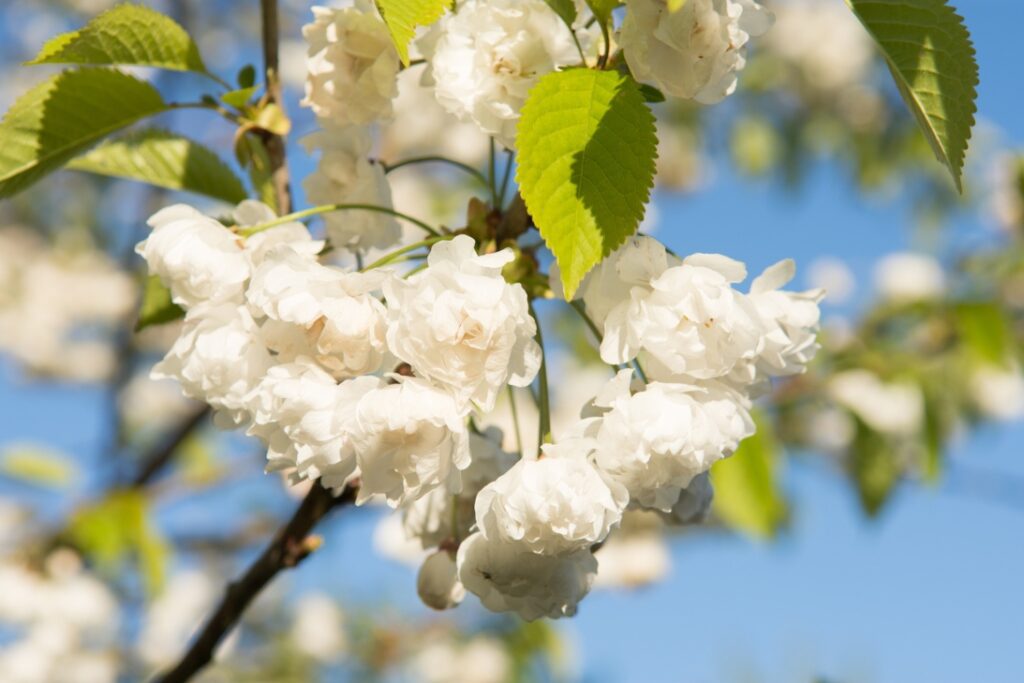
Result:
[543, 0, 578, 29]
[221, 85, 259, 108]
[850, 421, 903, 515]
[0, 445, 75, 488]
[68, 490, 169, 595]
[136, 274, 184, 332]
[954, 302, 1015, 366]
[711, 412, 787, 539]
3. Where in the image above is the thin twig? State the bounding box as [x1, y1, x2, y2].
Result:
[156, 484, 357, 683]
[259, 0, 292, 214]
[130, 406, 210, 487]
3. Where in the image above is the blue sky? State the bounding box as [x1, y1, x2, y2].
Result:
[1, 2, 1023, 682]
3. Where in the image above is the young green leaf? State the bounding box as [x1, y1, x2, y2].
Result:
[27, 3, 210, 76]
[710, 413, 787, 540]
[667, 0, 688, 11]
[376, 0, 449, 65]
[846, 0, 978, 193]
[516, 69, 657, 298]
[544, 0, 578, 29]
[585, 0, 618, 29]
[0, 69, 167, 199]
[67, 129, 247, 204]
[221, 85, 259, 108]
[849, 420, 903, 515]
[135, 275, 185, 332]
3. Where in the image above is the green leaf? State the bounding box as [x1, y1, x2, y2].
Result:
[237, 64, 257, 89]
[221, 85, 259, 108]
[710, 413, 787, 540]
[68, 490, 170, 595]
[237, 133, 278, 211]
[849, 420, 903, 515]
[376, 0, 449, 65]
[135, 275, 185, 332]
[28, 3, 209, 76]
[667, 0, 688, 11]
[846, 0, 978, 192]
[517, 69, 656, 298]
[0, 69, 166, 199]
[544, 0, 578, 29]
[638, 83, 665, 103]
[67, 129, 247, 204]
[585, 0, 618, 29]
[953, 302, 1015, 365]
[0, 445, 75, 488]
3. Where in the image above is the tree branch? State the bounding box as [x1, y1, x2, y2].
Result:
[259, 0, 293, 214]
[130, 405, 210, 488]
[155, 483, 356, 683]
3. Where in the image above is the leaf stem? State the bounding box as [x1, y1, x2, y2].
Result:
[489, 138, 500, 208]
[384, 155, 489, 188]
[361, 234, 454, 271]
[507, 385, 524, 456]
[529, 301, 552, 448]
[498, 150, 515, 207]
[259, 0, 292, 213]
[240, 203, 441, 238]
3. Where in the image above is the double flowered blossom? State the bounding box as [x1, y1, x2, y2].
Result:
[302, 2, 399, 126]
[620, 0, 773, 104]
[137, 0, 825, 626]
[591, 370, 754, 511]
[420, 0, 588, 147]
[384, 235, 541, 411]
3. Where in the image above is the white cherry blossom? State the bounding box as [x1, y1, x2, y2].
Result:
[151, 302, 272, 427]
[420, 0, 584, 147]
[417, 550, 466, 610]
[457, 532, 598, 621]
[352, 377, 471, 506]
[302, 126, 401, 251]
[302, 3, 399, 126]
[475, 433, 627, 555]
[384, 235, 541, 411]
[621, 0, 773, 104]
[592, 370, 753, 511]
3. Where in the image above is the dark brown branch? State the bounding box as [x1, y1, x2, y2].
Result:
[156, 484, 356, 683]
[259, 0, 293, 214]
[130, 405, 210, 487]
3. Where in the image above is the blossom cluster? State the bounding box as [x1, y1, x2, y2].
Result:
[136, 0, 812, 623]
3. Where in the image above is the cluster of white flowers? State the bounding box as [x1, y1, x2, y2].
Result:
[136, 0, 815, 625]
[620, 0, 773, 104]
[301, 2, 401, 252]
[0, 549, 119, 683]
[0, 226, 135, 382]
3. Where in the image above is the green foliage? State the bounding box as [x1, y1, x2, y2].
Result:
[846, 0, 978, 192]
[667, 0, 689, 10]
[585, 0, 618, 30]
[954, 302, 1015, 366]
[544, 0, 578, 29]
[0, 69, 166, 198]
[68, 490, 170, 595]
[849, 421, 903, 515]
[710, 413, 787, 539]
[376, 0, 449, 65]
[0, 445, 75, 488]
[237, 133, 279, 211]
[517, 69, 656, 298]
[67, 129, 247, 203]
[136, 275, 185, 332]
[27, 4, 209, 76]
[221, 86, 260, 108]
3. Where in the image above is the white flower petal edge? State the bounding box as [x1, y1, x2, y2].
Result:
[384, 235, 541, 411]
[457, 532, 597, 621]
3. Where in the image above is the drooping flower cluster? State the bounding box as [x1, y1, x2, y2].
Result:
[137, 0, 813, 625]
